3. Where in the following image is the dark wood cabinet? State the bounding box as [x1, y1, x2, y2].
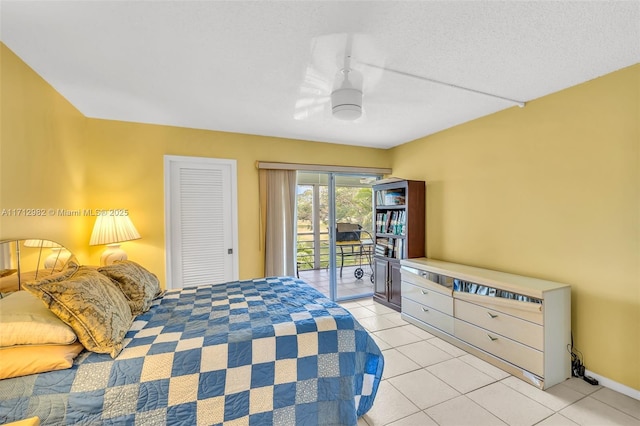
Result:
[372, 179, 425, 311]
[389, 260, 403, 306]
[373, 257, 389, 296]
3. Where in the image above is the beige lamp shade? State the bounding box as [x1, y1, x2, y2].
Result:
[23, 239, 62, 248]
[89, 215, 141, 266]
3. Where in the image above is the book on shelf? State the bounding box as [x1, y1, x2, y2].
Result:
[385, 212, 392, 233]
[384, 191, 405, 206]
[395, 239, 404, 259]
[376, 212, 388, 233]
[375, 237, 396, 257]
[375, 185, 406, 206]
[387, 239, 395, 258]
[398, 211, 406, 235]
[374, 236, 404, 259]
[393, 211, 406, 235]
[376, 210, 406, 235]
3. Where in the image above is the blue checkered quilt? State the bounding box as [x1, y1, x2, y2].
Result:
[0, 277, 384, 425]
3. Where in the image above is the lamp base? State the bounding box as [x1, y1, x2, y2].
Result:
[44, 248, 72, 270]
[100, 244, 128, 266]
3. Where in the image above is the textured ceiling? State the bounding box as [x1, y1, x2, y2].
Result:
[1, 1, 639, 148]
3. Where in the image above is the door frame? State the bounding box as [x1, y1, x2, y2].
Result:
[296, 171, 380, 302]
[164, 155, 239, 289]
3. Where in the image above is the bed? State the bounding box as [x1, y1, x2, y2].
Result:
[0, 268, 384, 425]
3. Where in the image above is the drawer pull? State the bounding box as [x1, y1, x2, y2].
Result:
[487, 334, 499, 342]
[421, 290, 429, 295]
[487, 312, 499, 319]
[422, 307, 429, 312]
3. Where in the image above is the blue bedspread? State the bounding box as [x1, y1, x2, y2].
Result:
[0, 277, 384, 425]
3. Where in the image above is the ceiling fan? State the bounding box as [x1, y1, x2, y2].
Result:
[293, 33, 382, 122]
[331, 59, 364, 120]
[294, 33, 525, 123]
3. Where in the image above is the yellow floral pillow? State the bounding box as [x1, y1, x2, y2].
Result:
[98, 260, 161, 316]
[24, 267, 133, 358]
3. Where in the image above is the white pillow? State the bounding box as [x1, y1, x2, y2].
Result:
[0, 290, 77, 347]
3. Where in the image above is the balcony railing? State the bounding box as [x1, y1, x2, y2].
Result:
[297, 231, 372, 271]
[297, 231, 328, 271]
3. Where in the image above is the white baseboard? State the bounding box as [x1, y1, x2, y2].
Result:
[585, 369, 640, 401]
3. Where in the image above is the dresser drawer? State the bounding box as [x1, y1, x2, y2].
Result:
[401, 269, 453, 296]
[455, 291, 543, 325]
[455, 299, 543, 350]
[403, 281, 454, 315]
[403, 297, 454, 334]
[454, 319, 544, 377]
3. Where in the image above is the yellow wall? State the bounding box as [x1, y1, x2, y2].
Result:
[84, 119, 390, 283]
[1, 42, 390, 284]
[2, 40, 638, 390]
[390, 64, 640, 390]
[0, 44, 90, 259]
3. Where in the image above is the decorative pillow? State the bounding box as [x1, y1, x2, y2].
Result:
[0, 342, 84, 380]
[23, 267, 133, 358]
[0, 260, 78, 294]
[21, 259, 79, 287]
[98, 260, 162, 316]
[0, 291, 77, 347]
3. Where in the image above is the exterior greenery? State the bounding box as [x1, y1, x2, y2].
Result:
[296, 185, 373, 271]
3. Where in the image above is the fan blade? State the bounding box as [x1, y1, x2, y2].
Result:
[293, 95, 330, 121]
[294, 32, 388, 121]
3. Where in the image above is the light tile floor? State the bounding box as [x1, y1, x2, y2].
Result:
[331, 298, 640, 426]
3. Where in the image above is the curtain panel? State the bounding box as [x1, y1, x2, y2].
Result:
[259, 169, 297, 277]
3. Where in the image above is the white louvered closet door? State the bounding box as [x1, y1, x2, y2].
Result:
[165, 156, 238, 288]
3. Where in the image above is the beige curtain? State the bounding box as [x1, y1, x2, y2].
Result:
[259, 169, 297, 277]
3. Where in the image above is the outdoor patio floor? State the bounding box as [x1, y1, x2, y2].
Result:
[298, 265, 374, 300]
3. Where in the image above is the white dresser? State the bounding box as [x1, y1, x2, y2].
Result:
[400, 258, 571, 389]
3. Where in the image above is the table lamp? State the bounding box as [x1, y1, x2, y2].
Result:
[89, 215, 141, 266]
[23, 239, 70, 270]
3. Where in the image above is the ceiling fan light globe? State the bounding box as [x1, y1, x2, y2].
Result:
[331, 87, 363, 120]
[333, 104, 362, 120]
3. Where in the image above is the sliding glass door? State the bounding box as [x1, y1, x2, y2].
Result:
[296, 174, 330, 296]
[296, 171, 378, 301]
[332, 173, 376, 300]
